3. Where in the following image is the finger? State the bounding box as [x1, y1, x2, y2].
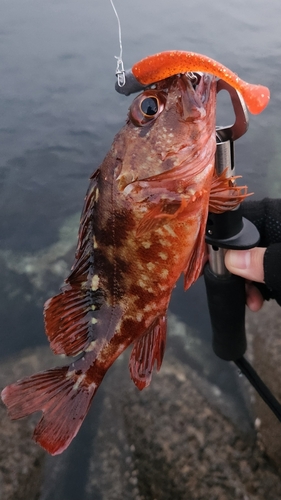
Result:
[225, 248, 266, 282]
[245, 282, 264, 312]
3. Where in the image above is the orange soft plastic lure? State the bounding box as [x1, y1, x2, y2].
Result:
[132, 50, 270, 115]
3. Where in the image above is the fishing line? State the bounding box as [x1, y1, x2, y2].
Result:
[109, 0, 126, 87]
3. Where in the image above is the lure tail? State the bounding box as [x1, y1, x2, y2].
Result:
[1, 367, 98, 455]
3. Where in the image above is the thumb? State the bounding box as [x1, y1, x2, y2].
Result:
[225, 248, 266, 282]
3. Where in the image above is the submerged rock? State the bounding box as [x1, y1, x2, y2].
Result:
[0, 212, 79, 295]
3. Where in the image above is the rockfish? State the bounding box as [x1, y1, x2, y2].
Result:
[1, 72, 248, 455]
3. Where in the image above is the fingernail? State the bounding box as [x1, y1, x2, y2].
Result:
[227, 250, 251, 270]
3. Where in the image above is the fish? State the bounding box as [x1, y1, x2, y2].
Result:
[1, 71, 252, 455]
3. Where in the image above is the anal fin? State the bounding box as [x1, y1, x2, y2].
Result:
[129, 315, 167, 390]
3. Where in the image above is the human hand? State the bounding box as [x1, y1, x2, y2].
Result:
[223, 198, 281, 311]
[225, 248, 266, 312]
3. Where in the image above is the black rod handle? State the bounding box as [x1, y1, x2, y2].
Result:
[204, 263, 247, 361]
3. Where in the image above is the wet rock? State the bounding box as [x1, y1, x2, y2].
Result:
[2, 309, 281, 499]
[86, 350, 281, 500]
[246, 300, 281, 472]
[0, 347, 59, 500]
[0, 408, 43, 500]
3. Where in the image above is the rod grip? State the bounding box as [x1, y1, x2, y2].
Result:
[203, 263, 247, 360]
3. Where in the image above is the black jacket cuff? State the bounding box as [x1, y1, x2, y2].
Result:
[263, 243, 281, 304]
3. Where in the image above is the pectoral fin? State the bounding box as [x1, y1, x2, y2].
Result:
[209, 169, 250, 213]
[136, 197, 190, 237]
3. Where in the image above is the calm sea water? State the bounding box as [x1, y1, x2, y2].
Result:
[1, 0, 281, 497]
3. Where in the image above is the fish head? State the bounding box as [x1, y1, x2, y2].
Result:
[129, 72, 215, 128]
[115, 73, 217, 188]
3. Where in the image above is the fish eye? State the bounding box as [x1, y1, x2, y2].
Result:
[129, 91, 166, 127]
[140, 97, 158, 116]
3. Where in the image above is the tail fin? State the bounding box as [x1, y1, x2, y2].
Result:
[1, 366, 98, 455]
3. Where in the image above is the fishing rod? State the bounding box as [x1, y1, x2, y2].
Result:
[115, 64, 281, 423]
[204, 79, 281, 422]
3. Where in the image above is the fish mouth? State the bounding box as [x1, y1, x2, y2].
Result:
[152, 71, 216, 114]
[162, 72, 217, 122]
[187, 72, 213, 100]
[177, 72, 215, 106]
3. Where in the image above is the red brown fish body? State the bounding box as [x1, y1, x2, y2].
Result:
[1, 72, 252, 455]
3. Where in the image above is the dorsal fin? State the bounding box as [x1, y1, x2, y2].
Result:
[129, 315, 167, 390]
[70, 169, 100, 279]
[44, 170, 104, 356]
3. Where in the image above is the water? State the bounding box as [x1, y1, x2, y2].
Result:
[1, 0, 281, 497]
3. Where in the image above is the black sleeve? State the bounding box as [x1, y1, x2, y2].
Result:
[241, 199, 281, 305]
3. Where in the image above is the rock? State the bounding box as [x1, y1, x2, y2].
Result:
[2, 309, 281, 499]
[85, 350, 281, 500]
[246, 300, 281, 472]
[0, 347, 59, 500]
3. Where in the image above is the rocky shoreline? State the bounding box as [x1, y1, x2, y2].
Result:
[1, 301, 281, 499]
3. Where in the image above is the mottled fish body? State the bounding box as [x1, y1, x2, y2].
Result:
[1, 73, 248, 455]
